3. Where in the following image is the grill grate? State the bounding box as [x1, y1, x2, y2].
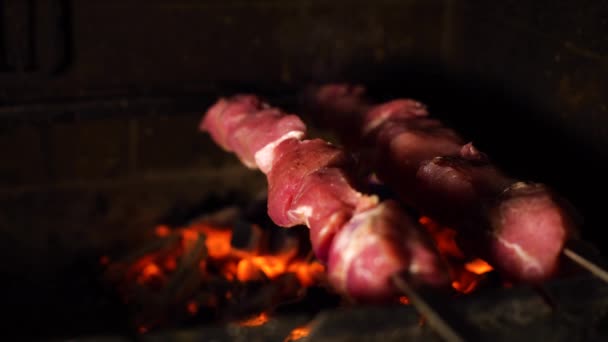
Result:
[132, 275, 608, 342]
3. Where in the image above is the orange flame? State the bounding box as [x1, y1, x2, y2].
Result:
[465, 258, 493, 275]
[236, 258, 266, 281]
[198, 225, 232, 259]
[106, 208, 502, 335]
[142, 263, 161, 277]
[419, 216, 495, 294]
[237, 312, 270, 327]
[250, 255, 289, 279]
[133, 262, 165, 290]
[419, 216, 463, 258]
[187, 300, 199, 315]
[451, 279, 477, 294]
[284, 325, 311, 341]
[181, 229, 200, 248]
[155, 225, 171, 237]
[106, 218, 327, 334]
[288, 261, 325, 287]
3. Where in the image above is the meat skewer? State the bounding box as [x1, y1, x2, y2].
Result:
[200, 95, 449, 302]
[307, 84, 582, 284]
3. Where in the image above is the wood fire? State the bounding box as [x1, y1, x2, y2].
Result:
[419, 216, 495, 294]
[102, 215, 326, 333]
[101, 207, 502, 335]
[284, 325, 311, 341]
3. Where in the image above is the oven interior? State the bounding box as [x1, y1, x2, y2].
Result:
[1, 1, 607, 341]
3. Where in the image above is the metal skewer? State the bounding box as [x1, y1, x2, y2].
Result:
[563, 247, 608, 284]
[391, 274, 465, 342]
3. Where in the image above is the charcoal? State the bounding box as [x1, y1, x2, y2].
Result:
[142, 314, 310, 342]
[230, 220, 263, 251]
[94, 196, 608, 341]
[264, 225, 310, 257]
[541, 275, 608, 341]
[273, 286, 342, 316]
[187, 206, 242, 227]
[299, 274, 608, 342]
[162, 234, 207, 301]
[223, 273, 302, 320]
[444, 276, 608, 341]
[446, 285, 555, 341]
[110, 233, 181, 265]
[305, 305, 439, 342]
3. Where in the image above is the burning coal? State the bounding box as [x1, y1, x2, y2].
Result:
[101, 207, 497, 335]
[419, 216, 495, 294]
[101, 207, 327, 333]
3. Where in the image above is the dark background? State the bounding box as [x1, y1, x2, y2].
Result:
[0, 0, 607, 339]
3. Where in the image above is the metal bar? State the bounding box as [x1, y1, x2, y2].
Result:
[563, 247, 608, 284]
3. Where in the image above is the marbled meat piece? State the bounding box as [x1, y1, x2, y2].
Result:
[200, 94, 449, 300]
[309, 84, 578, 283]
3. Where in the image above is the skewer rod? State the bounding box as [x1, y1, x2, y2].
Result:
[563, 247, 608, 284]
[391, 275, 465, 342]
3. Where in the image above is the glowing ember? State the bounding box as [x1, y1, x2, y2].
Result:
[237, 312, 270, 327]
[288, 261, 325, 287]
[284, 325, 311, 341]
[237, 257, 266, 281]
[173, 223, 324, 286]
[103, 215, 327, 333]
[104, 206, 501, 334]
[199, 225, 232, 259]
[142, 263, 162, 277]
[251, 255, 289, 279]
[99, 255, 110, 266]
[419, 216, 463, 258]
[187, 300, 199, 315]
[465, 258, 493, 275]
[181, 229, 200, 246]
[452, 280, 476, 294]
[164, 258, 177, 271]
[222, 261, 238, 281]
[419, 216, 496, 294]
[155, 225, 171, 237]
